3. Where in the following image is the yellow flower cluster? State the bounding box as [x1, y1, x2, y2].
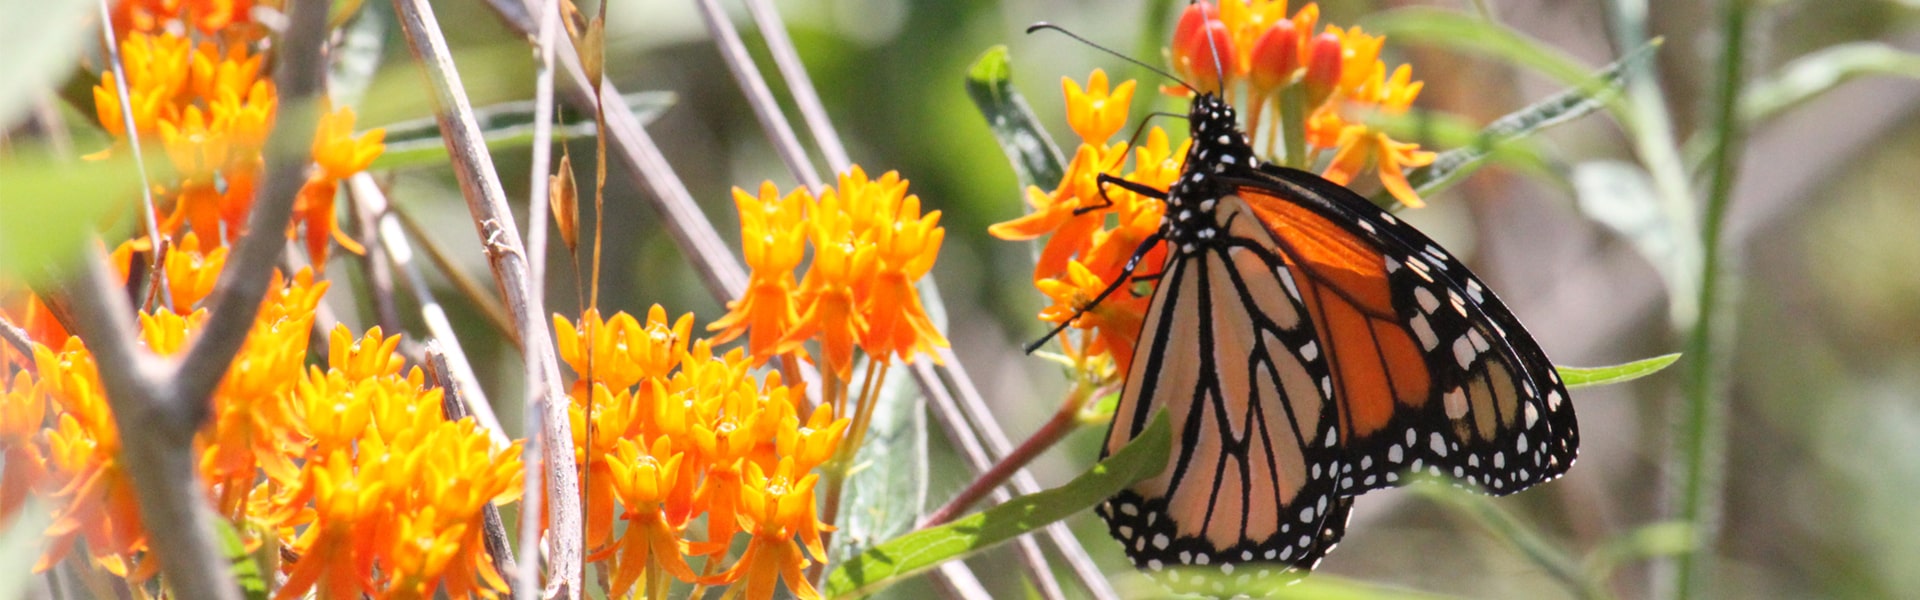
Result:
[272, 326, 523, 600]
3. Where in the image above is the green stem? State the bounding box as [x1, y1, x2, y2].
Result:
[1674, 0, 1750, 597]
[1280, 85, 1309, 169]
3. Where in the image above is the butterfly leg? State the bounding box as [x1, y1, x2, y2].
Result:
[1022, 230, 1166, 354]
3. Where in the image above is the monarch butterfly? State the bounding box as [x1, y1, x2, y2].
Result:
[1084, 91, 1579, 591]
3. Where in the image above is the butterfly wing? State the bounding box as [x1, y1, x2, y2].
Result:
[1232, 164, 1578, 498]
[1097, 191, 1355, 589]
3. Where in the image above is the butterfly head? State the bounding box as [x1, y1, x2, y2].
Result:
[1167, 93, 1257, 213]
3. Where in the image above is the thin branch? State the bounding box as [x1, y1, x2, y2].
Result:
[921, 384, 1088, 528]
[348, 183, 403, 333]
[520, 0, 564, 595]
[426, 341, 520, 586]
[54, 246, 235, 600]
[743, 0, 851, 171]
[0, 313, 34, 362]
[392, 204, 520, 346]
[171, 0, 330, 413]
[388, 0, 582, 597]
[692, 0, 822, 190]
[94, 0, 167, 314]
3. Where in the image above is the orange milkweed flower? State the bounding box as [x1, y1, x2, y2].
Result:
[715, 458, 829, 600]
[780, 206, 873, 379]
[162, 232, 229, 312]
[33, 340, 148, 578]
[1160, 2, 1436, 207]
[851, 182, 948, 365]
[296, 105, 384, 267]
[709, 182, 808, 363]
[602, 436, 697, 597]
[1063, 69, 1136, 145]
[0, 373, 49, 527]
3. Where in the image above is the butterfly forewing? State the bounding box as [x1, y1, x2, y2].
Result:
[1098, 194, 1356, 590]
[1230, 166, 1578, 498]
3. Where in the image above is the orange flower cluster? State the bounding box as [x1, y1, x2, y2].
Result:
[1, 251, 524, 598]
[0, 4, 504, 594]
[1168, 0, 1436, 207]
[990, 70, 1187, 375]
[556, 307, 849, 599]
[90, 27, 383, 269]
[271, 326, 523, 600]
[708, 168, 950, 379]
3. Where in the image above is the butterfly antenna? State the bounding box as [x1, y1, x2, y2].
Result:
[1197, 2, 1228, 96]
[1027, 22, 1196, 94]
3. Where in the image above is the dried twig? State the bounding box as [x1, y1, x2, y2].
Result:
[0, 314, 34, 363]
[519, 0, 565, 594]
[425, 342, 520, 585]
[692, 0, 821, 190]
[387, 0, 583, 596]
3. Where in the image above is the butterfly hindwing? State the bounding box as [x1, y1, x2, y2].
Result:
[1098, 202, 1356, 588]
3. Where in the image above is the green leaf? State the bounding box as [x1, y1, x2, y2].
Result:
[0, 148, 143, 284]
[1558, 354, 1681, 389]
[328, 0, 390, 109]
[215, 519, 269, 600]
[0, 0, 90, 129]
[825, 410, 1173, 599]
[965, 46, 1067, 192]
[828, 362, 930, 566]
[370, 92, 675, 171]
[1380, 40, 1658, 206]
[0, 500, 50, 600]
[1742, 42, 1920, 123]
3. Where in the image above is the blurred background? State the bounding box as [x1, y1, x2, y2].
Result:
[385, 0, 1920, 596]
[248, 0, 1920, 597]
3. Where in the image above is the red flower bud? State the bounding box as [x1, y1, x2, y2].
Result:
[1174, 21, 1235, 93]
[1248, 19, 1299, 93]
[1304, 32, 1343, 107]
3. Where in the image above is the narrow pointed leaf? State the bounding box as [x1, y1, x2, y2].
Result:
[371, 92, 673, 170]
[1741, 42, 1920, 123]
[825, 410, 1172, 599]
[966, 46, 1067, 191]
[1376, 40, 1658, 206]
[1558, 353, 1681, 389]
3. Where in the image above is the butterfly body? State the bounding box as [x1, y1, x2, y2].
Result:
[1094, 93, 1577, 593]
